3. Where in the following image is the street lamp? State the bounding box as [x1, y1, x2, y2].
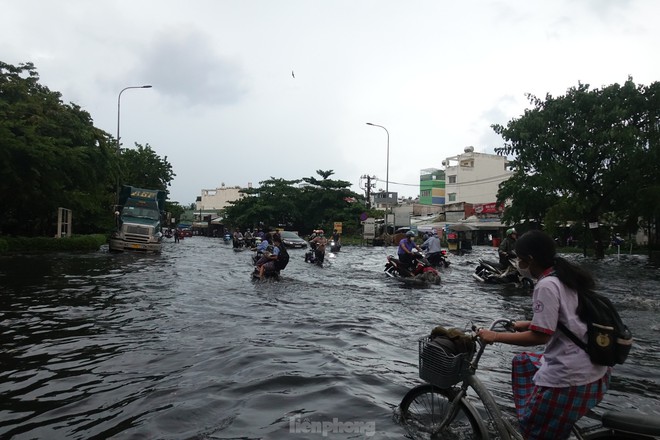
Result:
[117, 85, 152, 153]
[366, 122, 390, 197]
[116, 85, 152, 201]
[367, 122, 391, 235]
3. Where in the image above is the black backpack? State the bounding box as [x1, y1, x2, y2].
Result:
[274, 244, 289, 271]
[558, 290, 633, 367]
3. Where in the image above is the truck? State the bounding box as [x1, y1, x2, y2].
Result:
[109, 186, 167, 253]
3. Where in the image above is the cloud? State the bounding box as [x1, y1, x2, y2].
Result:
[471, 95, 522, 153]
[131, 28, 248, 107]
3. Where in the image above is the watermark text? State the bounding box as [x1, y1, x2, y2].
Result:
[289, 415, 375, 437]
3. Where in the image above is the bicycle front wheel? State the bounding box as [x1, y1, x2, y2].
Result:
[400, 384, 485, 439]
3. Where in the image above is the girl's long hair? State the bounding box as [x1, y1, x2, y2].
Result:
[515, 229, 595, 295]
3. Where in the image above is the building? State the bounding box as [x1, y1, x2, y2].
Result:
[442, 146, 511, 204]
[415, 147, 514, 248]
[196, 183, 248, 211]
[419, 168, 445, 205]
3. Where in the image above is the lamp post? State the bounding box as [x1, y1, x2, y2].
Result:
[116, 85, 152, 201]
[366, 122, 389, 198]
[367, 122, 391, 235]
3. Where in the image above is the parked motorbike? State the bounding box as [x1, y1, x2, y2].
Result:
[384, 251, 441, 285]
[472, 257, 534, 289]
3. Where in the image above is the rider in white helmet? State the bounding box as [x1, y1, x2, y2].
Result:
[498, 228, 518, 268]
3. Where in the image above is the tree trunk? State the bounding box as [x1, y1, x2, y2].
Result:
[582, 220, 589, 257]
[594, 227, 605, 259]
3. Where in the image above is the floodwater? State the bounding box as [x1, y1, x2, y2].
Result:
[1, 238, 659, 439]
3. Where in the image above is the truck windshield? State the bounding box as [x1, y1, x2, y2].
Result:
[122, 206, 160, 220]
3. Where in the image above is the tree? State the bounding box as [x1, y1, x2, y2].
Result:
[0, 61, 181, 236]
[224, 177, 302, 230]
[120, 142, 175, 194]
[494, 79, 651, 258]
[165, 201, 185, 227]
[0, 61, 117, 236]
[222, 171, 366, 235]
[298, 170, 364, 233]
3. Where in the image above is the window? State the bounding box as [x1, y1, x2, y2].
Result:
[448, 175, 457, 184]
[421, 190, 431, 197]
[448, 193, 456, 202]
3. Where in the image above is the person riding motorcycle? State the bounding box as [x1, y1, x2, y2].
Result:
[398, 230, 422, 270]
[309, 229, 328, 264]
[498, 228, 518, 269]
[421, 230, 444, 267]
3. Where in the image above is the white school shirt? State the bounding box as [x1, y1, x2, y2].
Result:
[529, 275, 608, 387]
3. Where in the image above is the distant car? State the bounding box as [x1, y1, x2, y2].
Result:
[280, 231, 307, 248]
[180, 228, 193, 237]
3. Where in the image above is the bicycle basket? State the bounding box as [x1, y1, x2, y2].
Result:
[418, 335, 474, 388]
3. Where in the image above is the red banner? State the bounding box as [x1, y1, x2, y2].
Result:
[465, 202, 504, 218]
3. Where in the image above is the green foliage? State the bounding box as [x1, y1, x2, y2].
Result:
[0, 61, 117, 236]
[0, 61, 179, 237]
[165, 201, 185, 225]
[223, 170, 366, 234]
[0, 234, 107, 253]
[493, 78, 660, 256]
[120, 142, 175, 194]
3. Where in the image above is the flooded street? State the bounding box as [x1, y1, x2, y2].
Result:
[1, 238, 659, 439]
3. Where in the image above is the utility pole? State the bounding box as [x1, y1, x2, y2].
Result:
[361, 174, 376, 208]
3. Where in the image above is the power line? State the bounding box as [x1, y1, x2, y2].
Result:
[372, 172, 512, 188]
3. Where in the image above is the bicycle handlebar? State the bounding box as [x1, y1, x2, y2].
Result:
[471, 318, 516, 335]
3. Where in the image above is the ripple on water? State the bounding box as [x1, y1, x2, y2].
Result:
[1, 240, 659, 438]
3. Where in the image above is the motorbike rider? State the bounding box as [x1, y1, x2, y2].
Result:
[398, 230, 422, 270]
[309, 230, 328, 264]
[252, 233, 273, 264]
[257, 233, 282, 279]
[498, 228, 518, 269]
[421, 230, 443, 267]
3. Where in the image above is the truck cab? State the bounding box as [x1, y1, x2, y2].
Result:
[109, 186, 166, 253]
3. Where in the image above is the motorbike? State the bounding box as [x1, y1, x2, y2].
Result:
[425, 249, 450, 268]
[251, 241, 272, 265]
[251, 245, 281, 281]
[304, 244, 325, 266]
[232, 236, 245, 249]
[472, 256, 534, 289]
[251, 265, 281, 281]
[329, 239, 341, 252]
[384, 250, 441, 285]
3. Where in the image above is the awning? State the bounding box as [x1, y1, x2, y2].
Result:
[446, 223, 479, 231]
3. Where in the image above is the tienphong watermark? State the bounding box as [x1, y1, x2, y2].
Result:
[289, 414, 376, 437]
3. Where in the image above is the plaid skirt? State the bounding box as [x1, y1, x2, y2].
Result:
[511, 352, 610, 440]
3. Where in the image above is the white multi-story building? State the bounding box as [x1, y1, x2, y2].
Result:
[196, 183, 249, 211]
[442, 146, 512, 204]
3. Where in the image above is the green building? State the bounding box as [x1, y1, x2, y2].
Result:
[419, 168, 446, 205]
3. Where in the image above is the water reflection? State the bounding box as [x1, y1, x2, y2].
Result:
[0, 241, 659, 438]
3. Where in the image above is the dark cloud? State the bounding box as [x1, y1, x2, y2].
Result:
[131, 28, 247, 106]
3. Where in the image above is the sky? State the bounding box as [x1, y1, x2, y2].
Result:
[2, 0, 659, 206]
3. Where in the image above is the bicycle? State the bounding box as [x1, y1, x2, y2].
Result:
[399, 318, 660, 439]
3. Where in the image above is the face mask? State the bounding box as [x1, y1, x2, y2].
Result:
[518, 266, 533, 280]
